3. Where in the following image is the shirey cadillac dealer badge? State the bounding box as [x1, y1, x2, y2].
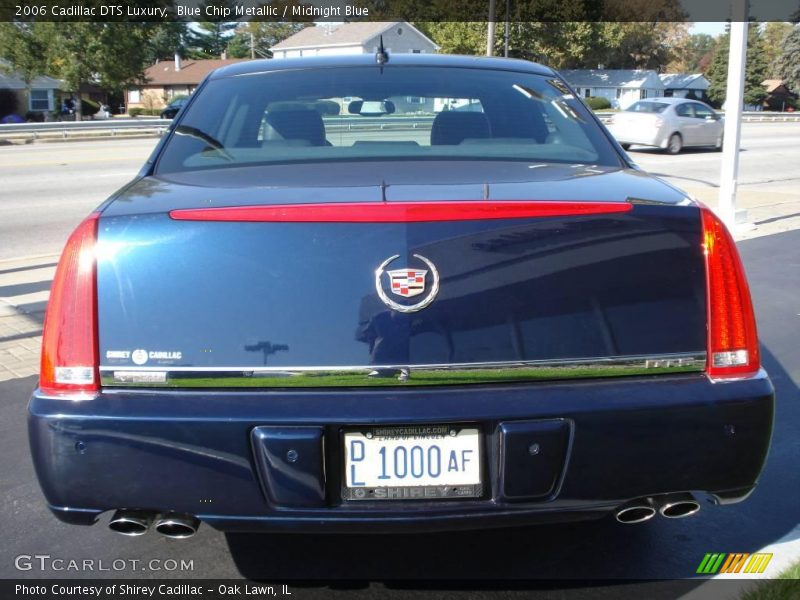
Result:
[375, 254, 440, 313]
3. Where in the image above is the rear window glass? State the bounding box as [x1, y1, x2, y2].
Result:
[155, 66, 621, 173]
[626, 101, 669, 114]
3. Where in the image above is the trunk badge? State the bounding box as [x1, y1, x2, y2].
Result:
[375, 254, 440, 313]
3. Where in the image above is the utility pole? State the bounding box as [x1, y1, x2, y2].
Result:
[487, 0, 496, 56]
[250, 31, 255, 60]
[504, 0, 510, 57]
[717, 0, 749, 230]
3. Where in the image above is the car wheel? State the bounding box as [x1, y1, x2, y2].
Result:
[666, 133, 682, 155]
[620, 143, 631, 150]
[714, 134, 723, 151]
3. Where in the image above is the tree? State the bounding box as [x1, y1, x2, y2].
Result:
[762, 22, 793, 78]
[145, 22, 190, 63]
[706, 28, 769, 108]
[187, 0, 238, 59]
[667, 33, 715, 73]
[2, 22, 157, 120]
[775, 25, 800, 93]
[0, 23, 48, 84]
[227, 20, 312, 59]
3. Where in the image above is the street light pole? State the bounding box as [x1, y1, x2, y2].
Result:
[717, 0, 749, 230]
[487, 0, 496, 56]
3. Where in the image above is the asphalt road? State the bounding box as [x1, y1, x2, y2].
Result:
[1, 122, 799, 259]
[1, 229, 797, 593]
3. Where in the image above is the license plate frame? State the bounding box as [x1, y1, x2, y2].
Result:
[341, 424, 483, 501]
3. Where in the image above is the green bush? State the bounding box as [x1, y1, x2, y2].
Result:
[128, 108, 162, 117]
[586, 96, 612, 110]
[80, 97, 100, 116]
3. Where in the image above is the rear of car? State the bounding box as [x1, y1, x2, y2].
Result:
[607, 98, 724, 153]
[606, 100, 673, 149]
[29, 55, 773, 537]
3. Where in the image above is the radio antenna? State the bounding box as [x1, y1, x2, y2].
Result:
[375, 35, 389, 67]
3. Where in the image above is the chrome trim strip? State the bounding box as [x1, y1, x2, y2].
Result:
[100, 352, 706, 388]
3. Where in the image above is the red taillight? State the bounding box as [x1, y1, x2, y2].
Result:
[40, 213, 100, 398]
[701, 207, 760, 380]
[169, 201, 632, 223]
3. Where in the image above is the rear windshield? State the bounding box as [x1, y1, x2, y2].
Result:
[625, 101, 669, 114]
[155, 66, 621, 173]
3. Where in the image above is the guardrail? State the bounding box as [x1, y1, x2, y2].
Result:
[0, 118, 172, 141]
[0, 116, 439, 142]
[1, 111, 797, 143]
[595, 111, 800, 123]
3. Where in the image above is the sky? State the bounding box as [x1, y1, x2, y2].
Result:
[690, 22, 728, 36]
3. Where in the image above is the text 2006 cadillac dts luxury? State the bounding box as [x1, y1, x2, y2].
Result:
[29, 54, 774, 538]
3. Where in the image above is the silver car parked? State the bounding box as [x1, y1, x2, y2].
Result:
[606, 97, 724, 154]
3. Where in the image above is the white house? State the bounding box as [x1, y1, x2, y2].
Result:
[270, 21, 439, 59]
[560, 69, 665, 109]
[0, 61, 63, 115]
[659, 73, 710, 101]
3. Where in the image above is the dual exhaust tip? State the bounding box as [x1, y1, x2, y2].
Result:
[108, 510, 199, 538]
[615, 493, 701, 524]
[109, 496, 700, 534]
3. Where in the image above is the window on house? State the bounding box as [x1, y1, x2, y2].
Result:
[411, 49, 421, 53]
[129, 89, 141, 103]
[616, 88, 622, 99]
[30, 89, 51, 111]
[584, 89, 591, 98]
[640, 89, 648, 99]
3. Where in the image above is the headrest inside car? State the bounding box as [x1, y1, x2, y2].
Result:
[265, 109, 326, 146]
[431, 112, 491, 145]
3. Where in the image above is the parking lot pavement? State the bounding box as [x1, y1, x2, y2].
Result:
[1, 230, 797, 591]
[0, 255, 55, 382]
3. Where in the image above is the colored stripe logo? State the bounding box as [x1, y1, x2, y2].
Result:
[696, 553, 773, 574]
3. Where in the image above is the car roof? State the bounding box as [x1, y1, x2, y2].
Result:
[210, 53, 556, 80]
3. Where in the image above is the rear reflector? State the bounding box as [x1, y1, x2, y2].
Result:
[169, 201, 632, 223]
[39, 213, 100, 398]
[701, 207, 760, 380]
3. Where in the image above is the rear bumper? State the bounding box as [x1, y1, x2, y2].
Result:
[28, 372, 774, 533]
[606, 126, 666, 148]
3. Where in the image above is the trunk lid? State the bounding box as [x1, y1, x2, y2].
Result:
[97, 164, 707, 386]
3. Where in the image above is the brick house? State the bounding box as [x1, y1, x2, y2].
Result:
[126, 56, 248, 113]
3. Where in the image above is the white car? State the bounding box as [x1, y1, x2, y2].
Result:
[606, 98, 724, 154]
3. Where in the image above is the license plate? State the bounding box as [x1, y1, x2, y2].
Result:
[343, 425, 482, 501]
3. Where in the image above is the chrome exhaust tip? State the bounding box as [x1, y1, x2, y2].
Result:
[154, 514, 200, 539]
[108, 510, 153, 536]
[615, 502, 657, 524]
[659, 494, 701, 519]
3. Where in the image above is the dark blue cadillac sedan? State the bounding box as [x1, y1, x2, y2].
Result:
[29, 53, 774, 539]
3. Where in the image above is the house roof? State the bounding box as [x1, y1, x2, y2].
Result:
[0, 62, 62, 90]
[659, 73, 709, 90]
[271, 21, 437, 51]
[761, 79, 795, 94]
[141, 58, 249, 87]
[560, 69, 664, 89]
